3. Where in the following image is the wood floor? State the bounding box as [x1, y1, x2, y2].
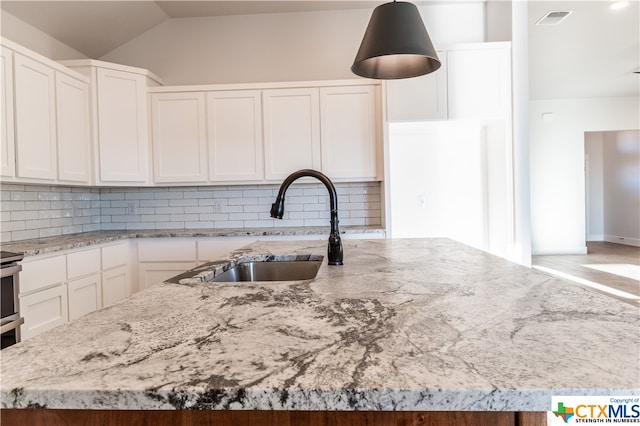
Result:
[533, 242, 640, 305]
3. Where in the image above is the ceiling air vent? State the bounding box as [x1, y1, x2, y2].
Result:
[536, 11, 573, 26]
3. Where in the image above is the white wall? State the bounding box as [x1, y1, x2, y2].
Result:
[529, 97, 640, 254]
[388, 120, 512, 260]
[585, 132, 604, 241]
[0, 10, 87, 59]
[603, 130, 640, 246]
[101, 3, 488, 85]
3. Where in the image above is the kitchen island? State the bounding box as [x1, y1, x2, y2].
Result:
[1, 238, 638, 425]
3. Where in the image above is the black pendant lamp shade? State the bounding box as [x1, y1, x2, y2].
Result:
[351, 1, 441, 79]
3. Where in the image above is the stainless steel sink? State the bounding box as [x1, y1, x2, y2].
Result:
[211, 260, 322, 282]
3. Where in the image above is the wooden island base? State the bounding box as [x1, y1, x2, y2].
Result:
[2, 409, 546, 426]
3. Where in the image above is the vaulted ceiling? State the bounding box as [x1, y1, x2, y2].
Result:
[0, 1, 382, 58]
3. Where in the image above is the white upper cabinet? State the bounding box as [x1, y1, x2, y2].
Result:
[1, 39, 92, 185]
[150, 82, 380, 184]
[95, 67, 149, 183]
[320, 85, 379, 180]
[207, 90, 263, 181]
[384, 43, 511, 123]
[0, 46, 15, 177]
[447, 44, 511, 120]
[60, 59, 162, 185]
[262, 87, 322, 180]
[55, 72, 91, 183]
[385, 52, 447, 122]
[13, 53, 57, 180]
[263, 87, 321, 180]
[151, 92, 208, 183]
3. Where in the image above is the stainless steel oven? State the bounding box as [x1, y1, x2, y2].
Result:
[1, 250, 24, 349]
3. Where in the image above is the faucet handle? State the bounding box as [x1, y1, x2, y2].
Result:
[270, 199, 285, 219]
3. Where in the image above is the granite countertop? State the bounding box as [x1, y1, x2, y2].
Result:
[1, 238, 638, 411]
[0, 226, 385, 257]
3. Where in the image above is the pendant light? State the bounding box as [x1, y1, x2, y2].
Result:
[351, 1, 441, 79]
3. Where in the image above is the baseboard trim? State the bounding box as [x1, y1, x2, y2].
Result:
[603, 235, 640, 247]
[532, 246, 588, 255]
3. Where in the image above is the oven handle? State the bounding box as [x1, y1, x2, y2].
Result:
[0, 264, 22, 278]
[0, 317, 24, 335]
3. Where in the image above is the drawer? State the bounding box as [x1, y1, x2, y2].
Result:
[137, 238, 196, 262]
[20, 255, 67, 294]
[102, 242, 129, 270]
[67, 248, 100, 280]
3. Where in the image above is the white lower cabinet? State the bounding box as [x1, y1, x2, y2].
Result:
[101, 242, 132, 304]
[67, 274, 101, 320]
[18, 242, 132, 341]
[138, 262, 196, 289]
[66, 248, 102, 320]
[20, 284, 68, 341]
[137, 238, 197, 290]
[102, 266, 129, 307]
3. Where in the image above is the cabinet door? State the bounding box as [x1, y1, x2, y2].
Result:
[20, 284, 68, 340]
[102, 266, 129, 307]
[56, 72, 91, 183]
[386, 52, 447, 121]
[68, 274, 102, 320]
[14, 54, 57, 180]
[320, 85, 379, 180]
[447, 46, 511, 120]
[138, 262, 196, 290]
[263, 88, 321, 180]
[96, 68, 148, 183]
[1, 46, 15, 177]
[207, 90, 263, 181]
[151, 92, 208, 183]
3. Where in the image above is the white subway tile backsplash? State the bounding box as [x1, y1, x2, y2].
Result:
[125, 192, 155, 200]
[38, 227, 61, 238]
[2, 201, 26, 211]
[1, 182, 382, 242]
[11, 229, 39, 240]
[155, 192, 184, 200]
[228, 197, 258, 206]
[10, 211, 38, 221]
[101, 193, 125, 201]
[169, 199, 199, 207]
[140, 199, 169, 208]
[10, 192, 38, 201]
[2, 221, 25, 232]
[38, 192, 61, 201]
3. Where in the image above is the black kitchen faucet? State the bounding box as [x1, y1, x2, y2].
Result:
[270, 169, 343, 265]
